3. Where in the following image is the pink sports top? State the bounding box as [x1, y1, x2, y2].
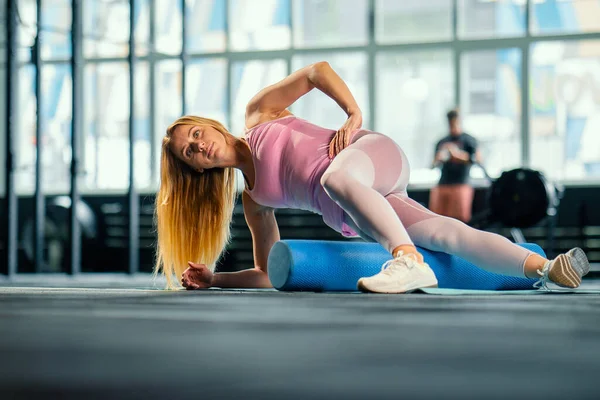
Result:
[244, 115, 360, 237]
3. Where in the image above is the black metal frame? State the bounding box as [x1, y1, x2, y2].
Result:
[149, 0, 157, 188]
[181, 0, 187, 115]
[69, 0, 83, 275]
[128, 0, 139, 274]
[3, 0, 18, 276]
[34, 0, 45, 273]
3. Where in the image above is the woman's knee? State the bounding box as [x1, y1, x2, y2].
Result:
[426, 218, 470, 251]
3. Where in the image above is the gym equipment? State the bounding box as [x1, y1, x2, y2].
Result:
[21, 196, 97, 272]
[268, 240, 542, 292]
[469, 167, 561, 253]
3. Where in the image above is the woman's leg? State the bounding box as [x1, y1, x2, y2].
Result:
[385, 192, 589, 286]
[321, 132, 588, 289]
[385, 192, 533, 277]
[320, 132, 418, 259]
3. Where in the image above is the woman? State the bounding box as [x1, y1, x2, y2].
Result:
[155, 62, 589, 293]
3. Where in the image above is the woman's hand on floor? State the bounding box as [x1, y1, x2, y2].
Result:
[181, 262, 214, 290]
[329, 111, 363, 159]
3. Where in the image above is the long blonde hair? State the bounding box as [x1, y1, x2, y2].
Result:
[154, 116, 237, 288]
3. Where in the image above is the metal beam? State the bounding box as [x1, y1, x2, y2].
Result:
[367, 0, 375, 130]
[29, 30, 600, 66]
[225, 0, 232, 130]
[286, 0, 293, 77]
[181, 0, 187, 115]
[149, 0, 157, 188]
[128, 0, 139, 274]
[34, 0, 45, 273]
[453, 0, 460, 108]
[3, 0, 18, 276]
[69, 0, 83, 275]
[521, 0, 531, 168]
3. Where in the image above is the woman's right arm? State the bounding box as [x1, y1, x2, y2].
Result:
[209, 192, 280, 288]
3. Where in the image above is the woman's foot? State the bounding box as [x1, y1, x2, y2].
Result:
[535, 247, 590, 289]
[357, 252, 438, 293]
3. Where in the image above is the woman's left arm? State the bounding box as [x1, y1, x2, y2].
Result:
[246, 61, 362, 157]
[246, 61, 361, 119]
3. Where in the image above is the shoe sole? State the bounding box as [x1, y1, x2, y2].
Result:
[357, 279, 438, 294]
[567, 247, 590, 277]
[549, 248, 589, 288]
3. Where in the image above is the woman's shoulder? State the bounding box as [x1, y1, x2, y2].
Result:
[244, 109, 294, 131]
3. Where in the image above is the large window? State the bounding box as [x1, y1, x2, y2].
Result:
[155, 0, 182, 55]
[293, 0, 369, 48]
[185, 0, 226, 53]
[292, 52, 369, 129]
[458, 0, 526, 39]
[5, 0, 600, 201]
[84, 63, 130, 190]
[230, 59, 287, 134]
[41, 0, 72, 60]
[229, 0, 291, 51]
[376, 0, 453, 44]
[461, 48, 523, 177]
[531, 0, 600, 36]
[83, 0, 130, 58]
[376, 50, 454, 182]
[530, 40, 600, 180]
[16, 1, 73, 195]
[41, 64, 73, 193]
[185, 58, 227, 122]
[17, 65, 38, 194]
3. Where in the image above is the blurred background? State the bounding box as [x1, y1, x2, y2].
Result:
[0, 0, 599, 277]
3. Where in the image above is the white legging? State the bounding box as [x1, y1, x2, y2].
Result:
[320, 131, 533, 278]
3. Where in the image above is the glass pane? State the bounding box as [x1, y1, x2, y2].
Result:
[185, 58, 227, 123]
[376, 51, 454, 184]
[229, 0, 291, 51]
[293, 0, 368, 48]
[291, 54, 369, 129]
[155, 0, 182, 55]
[458, 0, 526, 39]
[375, 0, 452, 44]
[17, 0, 37, 62]
[84, 63, 130, 191]
[155, 60, 182, 186]
[135, 0, 151, 56]
[41, 0, 72, 60]
[41, 64, 73, 194]
[531, 0, 600, 35]
[16, 65, 37, 195]
[461, 49, 522, 178]
[231, 59, 287, 134]
[134, 62, 151, 189]
[530, 40, 600, 181]
[83, 0, 130, 59]
[186, 0, 226, 53]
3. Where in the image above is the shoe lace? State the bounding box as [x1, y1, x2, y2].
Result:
[533, 261, 551, 291]
[380, 252, 419, 276]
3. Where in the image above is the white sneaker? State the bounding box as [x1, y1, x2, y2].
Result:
[357, 252, 438, 294]
[534, 247, 590, 290]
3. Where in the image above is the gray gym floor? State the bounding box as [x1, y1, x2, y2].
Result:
[1, 274, 600, 399]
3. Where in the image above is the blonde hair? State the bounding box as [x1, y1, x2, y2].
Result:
[154, 116, 237, 288]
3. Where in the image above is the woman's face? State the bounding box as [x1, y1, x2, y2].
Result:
[170, 124, 229, 172]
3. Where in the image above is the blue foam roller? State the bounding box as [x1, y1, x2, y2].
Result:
[268, 240, 543, 291]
